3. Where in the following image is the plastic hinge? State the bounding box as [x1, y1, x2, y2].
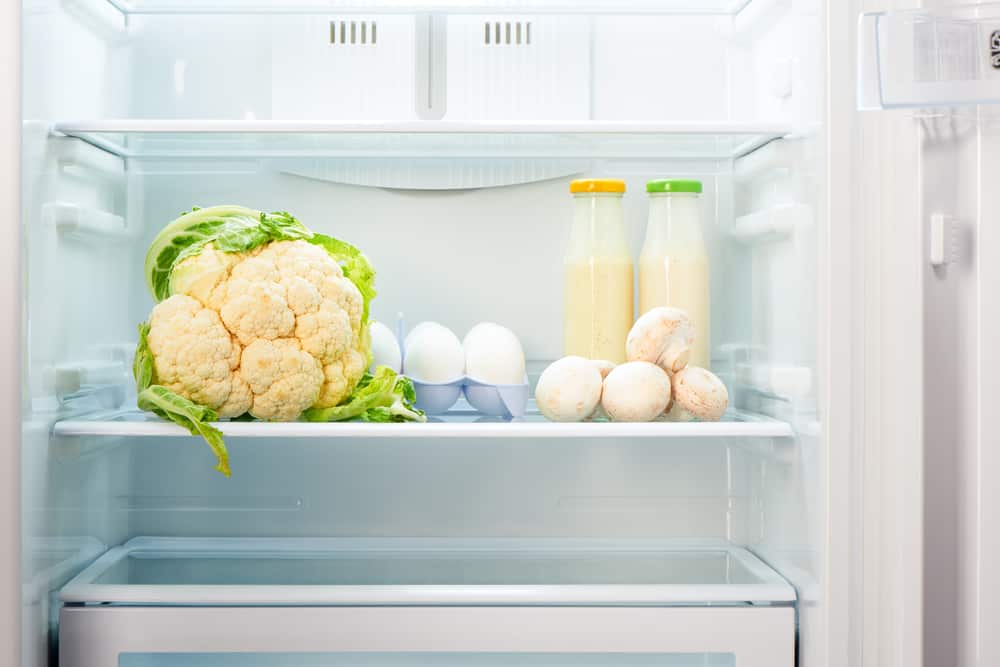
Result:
[51, 135, 126, 178]
[43, 202, 129, 241]
[731, 203, 811, 243]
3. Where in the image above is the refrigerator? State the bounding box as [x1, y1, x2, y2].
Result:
[2, 0, 997, 665]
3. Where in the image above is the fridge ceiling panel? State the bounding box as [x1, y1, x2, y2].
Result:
[102, 0, 756, 16]
[53, 120, 792, 160]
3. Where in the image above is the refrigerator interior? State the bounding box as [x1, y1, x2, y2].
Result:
[20, 0, 826, 665]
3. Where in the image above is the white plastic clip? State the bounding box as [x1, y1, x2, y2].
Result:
[929, 213, 957, 267]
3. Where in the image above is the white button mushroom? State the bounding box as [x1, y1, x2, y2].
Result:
[626, 307, 696, 374]
[600, 361, 673, 423]
[535, 356, 604, 423]
[666, 366, 729, 422]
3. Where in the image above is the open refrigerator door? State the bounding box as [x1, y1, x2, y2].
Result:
[857, 1, 1000, 666]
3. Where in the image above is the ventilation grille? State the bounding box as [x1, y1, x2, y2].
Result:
[330, 20, 377, 45]
[484, 21, 532, 46]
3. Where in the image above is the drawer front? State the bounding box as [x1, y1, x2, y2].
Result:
[60, 606, 794, 667]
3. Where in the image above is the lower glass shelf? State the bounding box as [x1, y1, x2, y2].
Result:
[60, 537, 796, 606]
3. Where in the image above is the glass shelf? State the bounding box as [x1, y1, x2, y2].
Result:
[103, 0, 755, 16]
[52, 407, 794, 440]
[60, 537, 796, 605]
[859, 4, 1000, 109]
[52, 121, 791, 160]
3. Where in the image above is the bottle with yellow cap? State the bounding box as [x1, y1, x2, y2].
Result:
[563, 178, 633, 364]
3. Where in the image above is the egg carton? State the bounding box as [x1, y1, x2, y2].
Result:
[375, 314, 529, 419]
[411, 375, 530, 418]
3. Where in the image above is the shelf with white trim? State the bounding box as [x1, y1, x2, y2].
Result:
[52, 120, 792, 160]
[859, 4, 1000, 109]
[52, 407, 794, 439]
[60, 536, 796, 606]
[100, 0, 756, 16]
[58, 536, 796, 666]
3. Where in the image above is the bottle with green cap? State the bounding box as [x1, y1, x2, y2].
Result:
[639, 179, 711, 369]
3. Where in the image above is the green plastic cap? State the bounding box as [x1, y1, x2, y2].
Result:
[646, 179, 703, 194]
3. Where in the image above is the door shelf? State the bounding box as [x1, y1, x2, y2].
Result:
[859, 4, 1000, 109]
[103, 0, 755, 16]
[52, 408, 795, 440]
[52, 121, 793, 160]
[60, 537, 796, 605]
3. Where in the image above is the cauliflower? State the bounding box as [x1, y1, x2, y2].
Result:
[134, 206, 423, 476]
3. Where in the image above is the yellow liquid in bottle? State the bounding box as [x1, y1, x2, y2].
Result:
[638, 252, 710, 368]
[564, 257, 634, 364]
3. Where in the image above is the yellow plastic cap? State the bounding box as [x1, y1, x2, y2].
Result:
[570, 179, 626, 194]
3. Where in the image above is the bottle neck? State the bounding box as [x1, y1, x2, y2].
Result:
[567, 193, 630, 259]
[643, 193, 704, 248]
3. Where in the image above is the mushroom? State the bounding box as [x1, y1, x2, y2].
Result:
[665, 366, 729, 422]
[601, 361, 673, 422]
[626, 307, 695, 373]
[534, 356, 604, 422]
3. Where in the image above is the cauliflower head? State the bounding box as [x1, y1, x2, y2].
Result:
[151, 239, 367, 421]
[134, 206, 423, 477]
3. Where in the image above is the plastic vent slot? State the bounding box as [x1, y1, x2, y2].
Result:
[330, 20, 377, 45]
[484, 20, 531, 45]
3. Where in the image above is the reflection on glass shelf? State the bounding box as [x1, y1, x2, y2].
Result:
[120, 652, 736, 667]
[106, 0, 754, 16]
[859, 4, 1000, 109]
[51, 405, 794, 439]
[52, 121, 791, 160]
[61, 537, 796, 605]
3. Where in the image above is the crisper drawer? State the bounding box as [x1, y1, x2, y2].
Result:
[58, 539, 796, 667]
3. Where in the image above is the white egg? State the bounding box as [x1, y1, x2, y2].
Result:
[403, 322, 465, 383]
[462, 322, 526, 385]
[369, 321, 402, 373]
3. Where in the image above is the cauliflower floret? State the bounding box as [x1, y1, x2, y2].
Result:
[217, 372, 252, 419]
[146, 295, 245, 412]
[219, 279, 295, 346]
[168, 244, 241, 307]
[241, 338, 323, 421]
[283, 276, 322, 316]
[161, 239, 370, 421]
[267, 240, 343, 286]
[296, 303, 352, 365]
[321, 275, 364, 335]
[316, 347, 367, 408]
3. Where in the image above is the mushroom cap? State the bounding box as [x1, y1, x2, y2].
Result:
[666, 366, 729, 422]
[626, 307, 695, 373]
[535, 356, 604, 423]
[601, 361, 673, 423]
